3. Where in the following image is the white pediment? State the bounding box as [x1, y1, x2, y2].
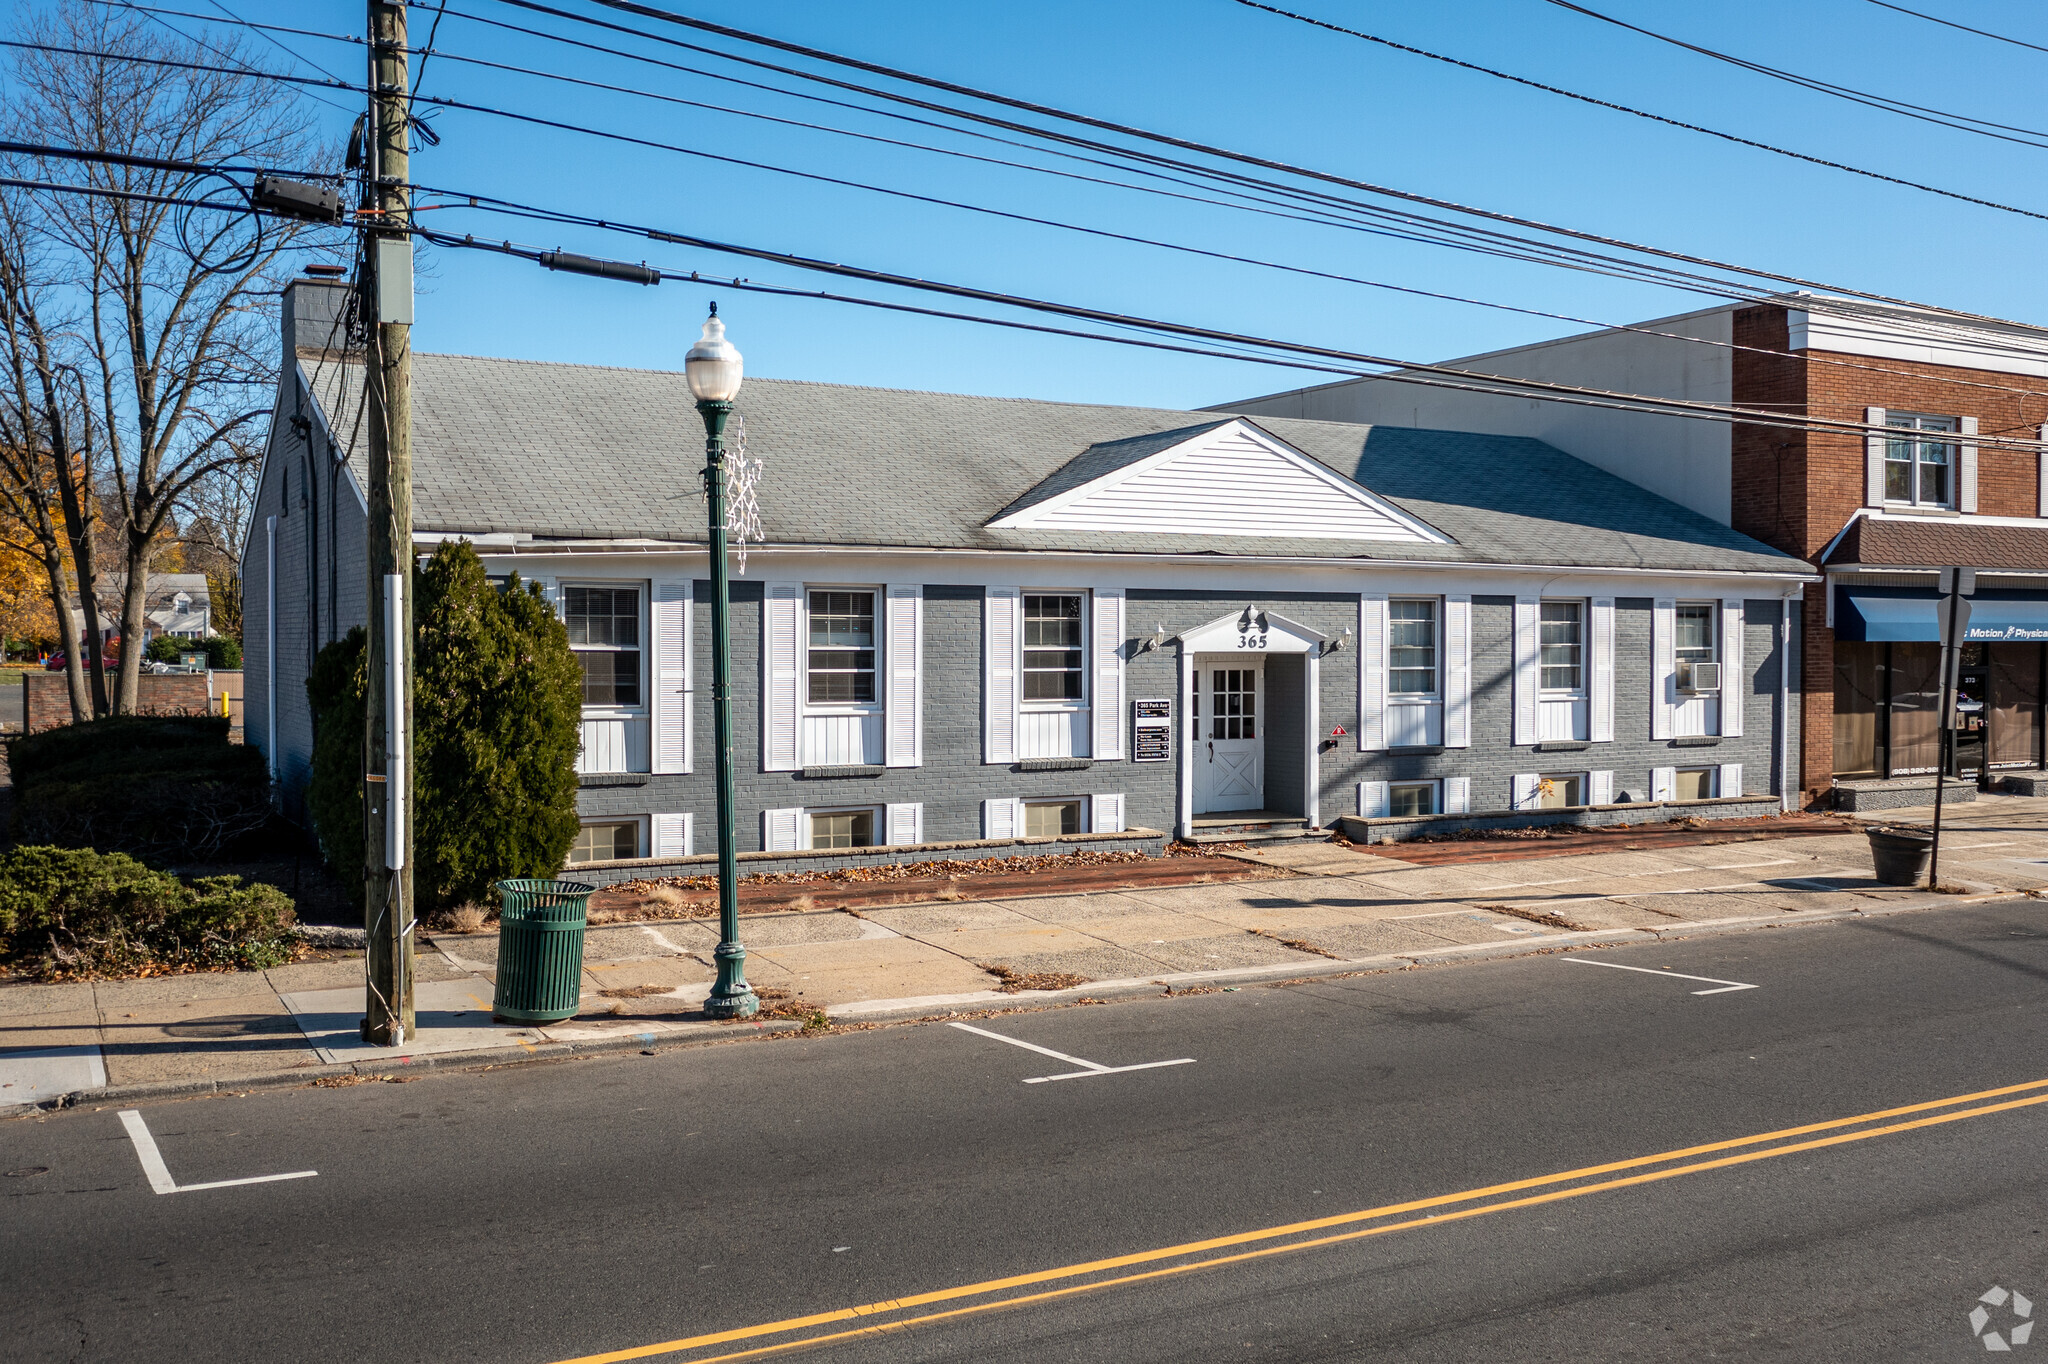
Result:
[1177, 607, 1326, 655]
[989, 418, 1448, 542]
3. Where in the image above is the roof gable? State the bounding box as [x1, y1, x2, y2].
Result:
[986, 418, 1450, 543]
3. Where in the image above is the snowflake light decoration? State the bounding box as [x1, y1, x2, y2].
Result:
[722, 413, 765, 574]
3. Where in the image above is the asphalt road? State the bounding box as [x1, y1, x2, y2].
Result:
[8, 899, 2048, 1363]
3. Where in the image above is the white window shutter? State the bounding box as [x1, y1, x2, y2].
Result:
[1512, 598, 1539, 745]
[2038, 424, 2048, 518]
[1590, 598, 1615, 743]
[1511, 774, 1539, 810]
[763, 582, 802, 772]
[651, 812, 692, 858]
[1865, 406, 1887, 507]
[1092, 589, 1125, 760]
[985, 587, 1020, 764]
[1359, 594, 1387, 751]
[886, 802, 923, 846]
[1959, 415, 1979, 513]
[1588, 770, 1614, 806]
[1651, 599, 1676, 741]
[1443, 776, 1470, 814]
[983, 796, 1020, 840]
[1652, 767, 1677, 802]
[884, 584, 923, 767]
[1358, 780, 1389, 817]
[1443, 595, 1471, 748]
[1718, 763, 1743, 798]
[651, 578, 692, 774]
[1090, 793, 1125, 833]
[764, 807, 802, 851]
[1720, 598, 1745, 737]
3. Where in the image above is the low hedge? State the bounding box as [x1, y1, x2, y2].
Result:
[0, 846, 297, 977]
[8, 716, 271, 860]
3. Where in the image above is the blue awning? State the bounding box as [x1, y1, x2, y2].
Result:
[1835, 587, 2048, 643]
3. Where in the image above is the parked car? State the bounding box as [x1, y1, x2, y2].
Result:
[44, 649, 119, 672]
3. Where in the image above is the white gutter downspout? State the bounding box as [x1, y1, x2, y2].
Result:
[1780, 597, 1793, 813]
[265, 515, 278, 783]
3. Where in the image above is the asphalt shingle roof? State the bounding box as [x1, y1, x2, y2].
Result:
[309, 353, 1805, 575]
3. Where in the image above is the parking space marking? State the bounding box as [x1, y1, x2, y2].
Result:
[948, 1022, 1196, 1084]
[118, 1110, 317, 1195]
[1565, 958, 1758, 995]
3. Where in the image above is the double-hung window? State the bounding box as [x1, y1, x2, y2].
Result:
[1676, 603, 1717, 674]
[807, 590, 877, 704]
[1539, 601, 1584, 694]
[1885, 413, 1958, 508]
[1388, 599, 1439, 696]
[566, 585, 642, 708]
[1023, 594, 1085, 702]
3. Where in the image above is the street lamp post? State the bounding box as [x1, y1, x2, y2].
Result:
[686, 304, 758, 1020]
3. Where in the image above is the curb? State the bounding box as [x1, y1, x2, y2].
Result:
[15, 1017, 804, 1115]
[11, 889, 2038, 1117]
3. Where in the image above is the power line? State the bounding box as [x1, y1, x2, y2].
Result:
[1865, 0, 2048, 59]
[1543, 0, 2048, 146]
[515, 0, 2047, 334]
[1235, 0, 2048, 223]
[95, 0, 360, 119]
[408, 185, 2048, 451]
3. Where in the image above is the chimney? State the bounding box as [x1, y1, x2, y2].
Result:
[281, 263, 355, 368]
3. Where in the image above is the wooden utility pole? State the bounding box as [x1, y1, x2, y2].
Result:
[361, 0, 414, 1044]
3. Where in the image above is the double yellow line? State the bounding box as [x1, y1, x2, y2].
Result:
[555, 1075, 2048, 1364]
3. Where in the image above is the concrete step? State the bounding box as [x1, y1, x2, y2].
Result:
[1832, 777, 1979, 812]
[1186, 814, 1317, 845]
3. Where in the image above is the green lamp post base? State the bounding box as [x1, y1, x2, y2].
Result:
[703, 942, 758, 1019]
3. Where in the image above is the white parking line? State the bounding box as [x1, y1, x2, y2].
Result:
[1564, 958, 1759, 996]
[948, 1022, 1196, 1084]
[118, 1111, 317, 1195]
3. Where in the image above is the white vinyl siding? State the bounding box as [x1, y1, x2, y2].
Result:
[994, 422, 1443, 542]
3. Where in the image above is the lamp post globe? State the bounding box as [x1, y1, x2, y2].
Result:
[692, 302, 757, 1020]
[685, 304, 744, 403]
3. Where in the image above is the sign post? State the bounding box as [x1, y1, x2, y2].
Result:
[1930, 566, 1977, 889]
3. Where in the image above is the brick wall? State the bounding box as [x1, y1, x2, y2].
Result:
[23, 672, 212, 732]
[1733, 304, 2048, 803]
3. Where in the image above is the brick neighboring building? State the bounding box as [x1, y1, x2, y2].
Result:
[1229, 294, 2048, 807]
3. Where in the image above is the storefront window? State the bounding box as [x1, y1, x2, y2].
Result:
[1991, 646, 2043, 769]
[1888, 644, 1943, 775]
[1833, 644, 1882, 779]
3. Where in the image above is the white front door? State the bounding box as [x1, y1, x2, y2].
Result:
[1193, 661, 1264, 813]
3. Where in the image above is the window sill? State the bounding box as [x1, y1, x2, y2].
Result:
[799, 764, 885, 779]
[1880, 504, 1960, 518]
[580, 708, 648, 720]
[1671, 735, 1721, 747]
[1534, 740, 1590, 752]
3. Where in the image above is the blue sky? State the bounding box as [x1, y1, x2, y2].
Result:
[201, 0, 2048, 407]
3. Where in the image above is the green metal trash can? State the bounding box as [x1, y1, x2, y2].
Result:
[491, 879, 596, 1024]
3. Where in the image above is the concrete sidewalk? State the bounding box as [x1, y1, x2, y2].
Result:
[7, 808, 2047, 1113]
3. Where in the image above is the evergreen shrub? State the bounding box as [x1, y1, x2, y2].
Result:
[0, 845, 297, 977]
[305, 542, 583, 912]
[8, 716, 270, 860]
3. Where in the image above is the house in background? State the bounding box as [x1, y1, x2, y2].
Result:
[1228, 294, 2048, 809]
[68, 573, 212, 648]
[243, 272, 1811, 879]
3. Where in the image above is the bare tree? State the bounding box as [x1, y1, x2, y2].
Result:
[4, 7, 328, 713]
[0, 186, 110, 721]
[179, 441, 259, 641]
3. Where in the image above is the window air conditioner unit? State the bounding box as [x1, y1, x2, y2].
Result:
[1677, 661, 1721, 694]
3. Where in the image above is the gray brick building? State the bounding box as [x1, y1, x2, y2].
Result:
[245, 276, 1814, 879]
